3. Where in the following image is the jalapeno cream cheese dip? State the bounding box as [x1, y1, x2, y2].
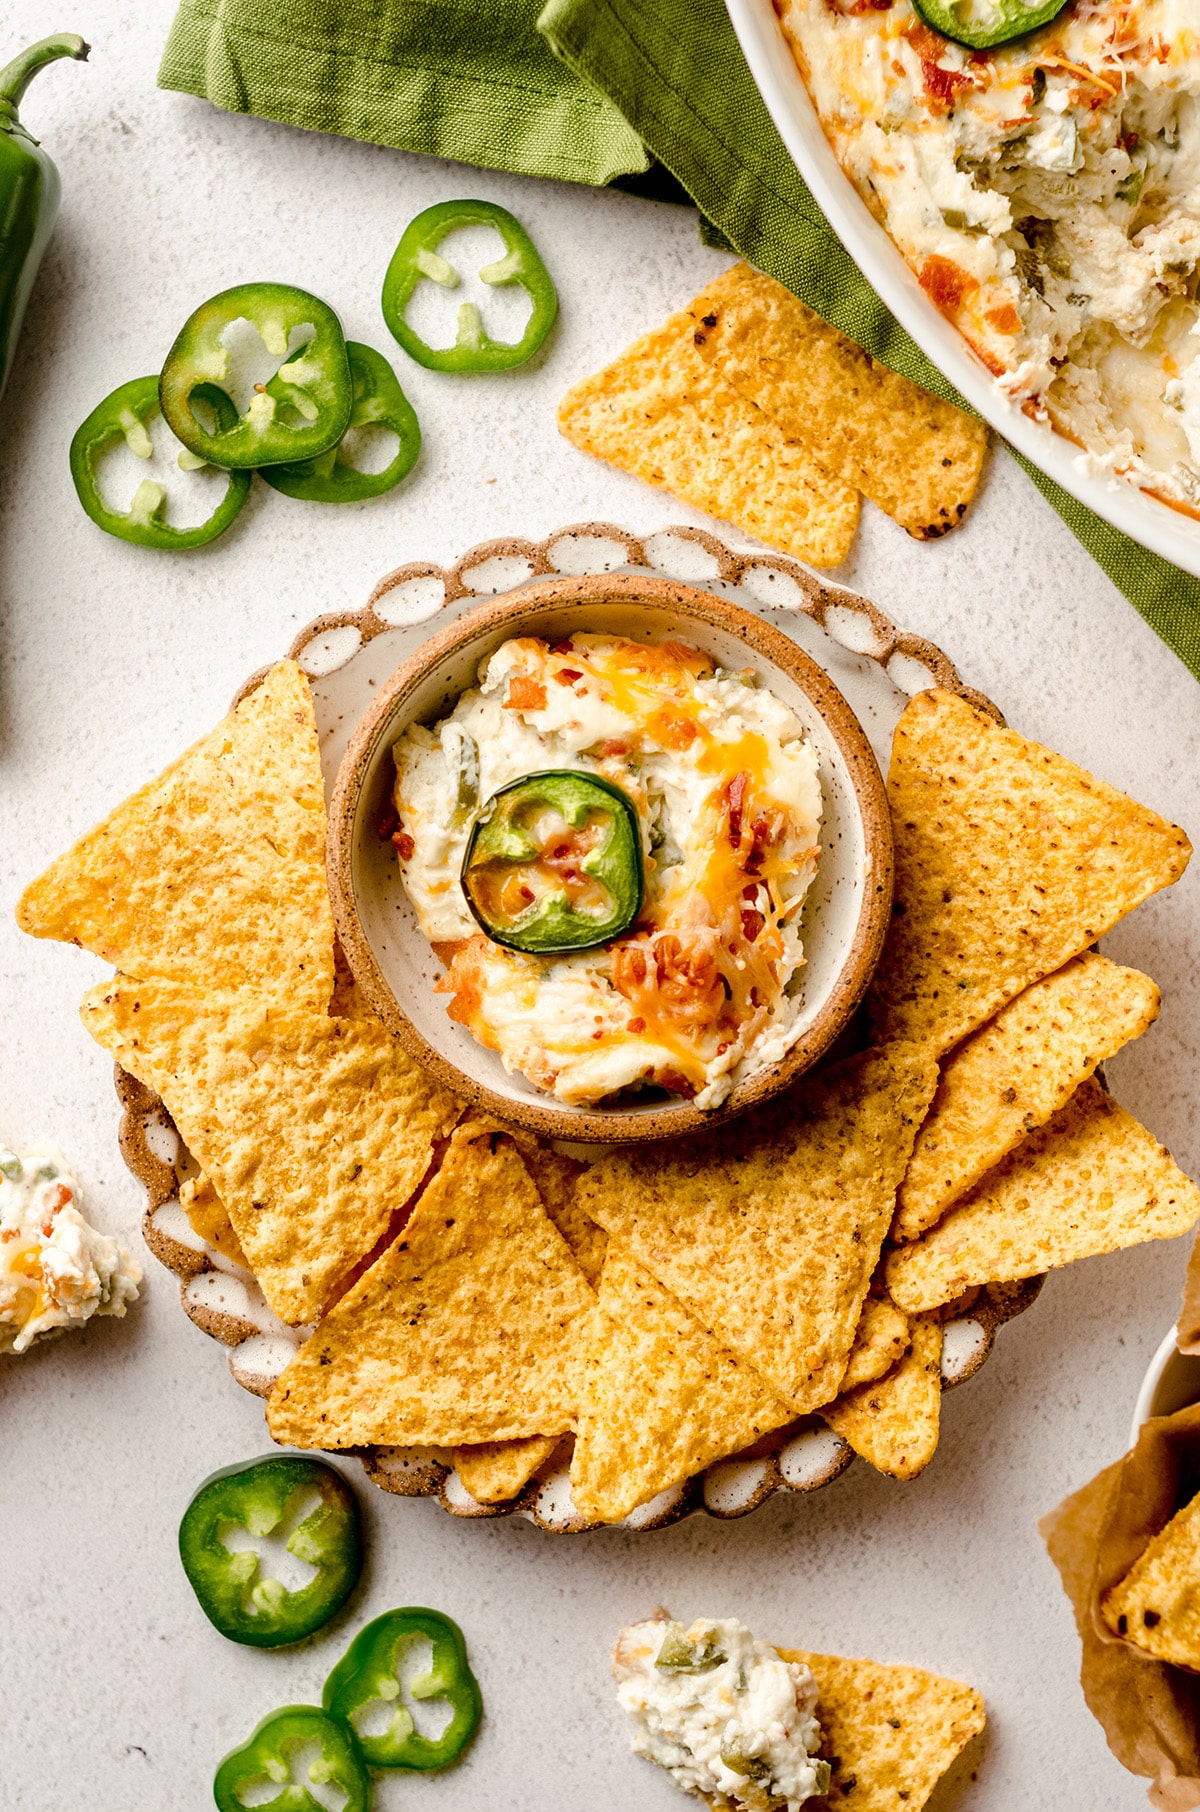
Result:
[613, 1616, 829, 1811]
[391, 632, 823, 1108]
[779, 0, 1200, 511]
[0, 1146, 140, 1354]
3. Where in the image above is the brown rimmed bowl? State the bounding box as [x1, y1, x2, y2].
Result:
[327, 574, 893, 1143]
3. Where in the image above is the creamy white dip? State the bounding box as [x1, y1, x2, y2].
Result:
[613, 1616, 828, 1811]
[780, 0, 1200, 510]
[392, 633, 822, 1109]
[0, 1146, 141, 1355]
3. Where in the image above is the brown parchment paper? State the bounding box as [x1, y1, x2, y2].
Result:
[1040, 1403, 1200, 1810]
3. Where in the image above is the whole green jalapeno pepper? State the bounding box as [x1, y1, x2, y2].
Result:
[213, 1705, 371, 1812]
[70, 376, 251, 550]
[322, 1607, 482, 1771]
[381, 199, 557, 373]
[160, 281, 353, 469]
[461, 769, 644, 954]
[0, 33, 88, 402]
[179, 1454, 362, 1648]
[259, 342, 420, 503]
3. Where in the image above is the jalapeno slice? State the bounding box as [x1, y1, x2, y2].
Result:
[322, 1607, 482, 1771]
[461, 769, 643, 954]
[160, 282, 353, 469]
[911, 0, 1069, 49]
[179, 1454, 362, 1648]
[213, 1705, 371, 1812]
[381, 199, 557, 373]
[259, 342, 420, 503]
[70, 376, 251, 549]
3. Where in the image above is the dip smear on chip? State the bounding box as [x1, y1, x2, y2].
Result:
[391, 633, 822, 1108]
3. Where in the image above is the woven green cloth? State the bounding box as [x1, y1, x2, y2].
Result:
[160, 0, 1200, 679]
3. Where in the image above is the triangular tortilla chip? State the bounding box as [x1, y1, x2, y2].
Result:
[577, 1045, 938, 1414]
[895, 953, 1161, 1242]
[838, 1295, 911, 1395]
[776, 1648, 985, 1812]
[1102, 1491, 1200, 1671]
[688, 262, 989, 539]
[180, 1172, 247, 1270]
[887, 1079, 1200, 1313]
[18, 661, 335, 1009]
[81, 975, 460, 1325]
[823, 1314, 943, 1480]
[558, 308, 859, 567]
[867, 690, 1190, 1057]
[570, 1246, 792, 1524]
[267, 1124, 595, 1449]
[454, 1437, 562, 1506]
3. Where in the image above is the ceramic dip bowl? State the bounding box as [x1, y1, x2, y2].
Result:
[327, 573, 893, 1143]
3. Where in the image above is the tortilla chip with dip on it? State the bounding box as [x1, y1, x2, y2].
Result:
[267, 1123, 595, 1450]
[894, 952, 1161, 1243]
[557, 306, 860, 568]
[571, 1245, 793, 1525]
[17, 660, 335, 1011]
[777, 1648, 985, 1812]
[886, 1078, 1200, 1314]
[1101, 1490, 1200, 1670]
[80, 975, 461, 1326]
[822, 1313, 943, 1481]
[867, 690, 1191, 1058]
[688, 262, 990, 540]
[577, 1043, 938, 1415]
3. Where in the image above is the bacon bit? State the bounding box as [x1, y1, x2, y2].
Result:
[376, 802, 400, 841]
[726, 771, 751, 847]
[919, 255, 977, 317]
[1119, 131, 1139, 152]
[591, 1029, 605, 1040]
[921, 58, 971, 109]
[967, 47, 992, 66]
[740, 909, 765, 943]
[716, 1041, 731, 1056]
[550, 639, 575, 654]
[627, 1017, 646, 1034]
[902, 16, 945, 57]
[1, 1226, 18, 1243]
[505, 676, 547, 712]
[986, 302, 1022, 335]
[597, 739, 629, 758]
[393, 829, 415, 861]
[554, 668, 583, 685]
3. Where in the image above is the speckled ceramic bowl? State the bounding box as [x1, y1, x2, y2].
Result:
[1131, 1327, 1200, 1446]
[327, 574, 893, 1143]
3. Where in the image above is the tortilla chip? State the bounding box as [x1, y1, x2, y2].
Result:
[267, 1124, 595, 1449]
[688, 263, 989, 540]
[886, 1078, 1200, 1313]
[577, 1045, 938, 1414]
[81, 975, 460, 1325]
[839, 1295, 911, 1394]
[454, 1437, 561, 1506]
[894, 953, 1161, 1242]
[570, 1246, 792, 1523]
[822, 1314, 943, 1480]
[867, 690, 1190, 1057]
[558, 310, 859, 567]
[17, 661, 334, 1009]
[180, 1172, 247, 1270]
[1102, 1491, 1200, 1670]
[777, 1648, 985, 1812]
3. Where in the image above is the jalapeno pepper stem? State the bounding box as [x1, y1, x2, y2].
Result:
[0, 34, 89, 119]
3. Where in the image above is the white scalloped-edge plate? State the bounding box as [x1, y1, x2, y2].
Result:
[119, 519, 1042, 1533]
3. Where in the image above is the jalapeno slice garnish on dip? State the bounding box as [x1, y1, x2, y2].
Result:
[70, 376, 251, 550]
[178, 1454, 362, 1648]
[323, 1607, 482, 1771]
[213, 1705, 371, 1812]
[260, 342, 420, 503]
[381, 198, 558, 373]
[910, 0, 1069, 49]
[461, 769, 643, 954]
[160, 281, 352, 469]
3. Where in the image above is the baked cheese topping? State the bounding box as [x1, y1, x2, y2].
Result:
[391, 632, 822, 1109]
[0, 1147, 141, 1355]
[779, 0, 1200, 510]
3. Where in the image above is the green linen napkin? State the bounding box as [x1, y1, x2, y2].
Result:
[160, 0, 1200, 680]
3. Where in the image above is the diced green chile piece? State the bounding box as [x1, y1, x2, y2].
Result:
[381, 199, 557, 373]
[461, 769, 643, 955]
[259, 342, 420, 502]
[212, 1705, 370, 1812]
[70, 376, 250, 550]
[179, 1454, 362, 1648]
[160, 282, 352, 469]
[323, 1607, 481, 1771]
[656, 1623, 727, 1674]
[910, 0, 1069, 49]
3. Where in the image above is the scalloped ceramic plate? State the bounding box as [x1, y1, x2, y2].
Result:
[118, 520, 1042, 1533]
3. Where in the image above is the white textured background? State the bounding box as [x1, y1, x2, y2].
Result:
[1, 4, 1198, 1808]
